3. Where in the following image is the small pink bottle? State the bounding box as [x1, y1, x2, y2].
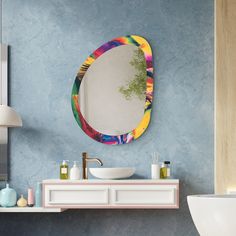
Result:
[27, 188, 34, 207]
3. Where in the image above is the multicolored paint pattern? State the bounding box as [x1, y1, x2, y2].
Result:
[71, 35, 154, 145]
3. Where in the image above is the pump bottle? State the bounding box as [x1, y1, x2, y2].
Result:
[70, 161, 80, 180]
[60, 160, 69, 179]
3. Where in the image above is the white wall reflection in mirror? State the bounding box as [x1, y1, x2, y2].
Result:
[79, 45, 146, 135]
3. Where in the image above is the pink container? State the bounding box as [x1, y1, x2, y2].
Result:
[27, 188, 34, 207]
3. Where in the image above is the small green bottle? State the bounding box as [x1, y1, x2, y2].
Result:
[160, 161, 171, 179]
[160, 163, 167, 179]
[60, 160, 69, 179]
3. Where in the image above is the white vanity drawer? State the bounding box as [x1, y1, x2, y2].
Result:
[43, 180, 179, 209]
[44, 185, 109, 207]
[110, 185, 178, 206]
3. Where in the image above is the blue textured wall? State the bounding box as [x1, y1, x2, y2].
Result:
[0, 0, 214, 235]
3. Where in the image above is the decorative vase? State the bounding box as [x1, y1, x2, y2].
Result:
[17, 194, 27, 207]
[35, 182, 42, 207]
[0, 183, 17, 207]
[27, 188, 34, 207]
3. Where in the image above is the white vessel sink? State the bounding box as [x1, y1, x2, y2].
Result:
[188, 194, 236, 236]
[89, 167, 135, 179]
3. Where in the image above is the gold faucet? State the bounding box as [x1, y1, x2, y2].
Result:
[82, 152, 103, 179]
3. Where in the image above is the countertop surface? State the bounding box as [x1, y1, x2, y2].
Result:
[42, 179, 179, 184]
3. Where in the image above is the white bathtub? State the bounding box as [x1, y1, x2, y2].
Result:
[188, 194, 236, 236]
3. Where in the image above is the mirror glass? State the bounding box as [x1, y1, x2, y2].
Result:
[79, 45, 146, 135]
[71, 35, 153, 145]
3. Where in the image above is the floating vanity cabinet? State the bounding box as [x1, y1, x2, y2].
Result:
[42, 179, 179, 209]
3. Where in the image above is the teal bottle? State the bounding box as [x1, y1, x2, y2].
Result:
[0, 183, 17, 207]
[35, 182, 42, 207]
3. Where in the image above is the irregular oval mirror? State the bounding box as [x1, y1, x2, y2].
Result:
[71, 35, 154, 145]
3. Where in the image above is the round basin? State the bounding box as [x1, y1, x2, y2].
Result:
[89, 167, 135, 179]
[187, 194, 236, 236]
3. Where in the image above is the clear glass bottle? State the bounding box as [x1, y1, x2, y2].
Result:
[160, 161, 171, 179]
[160, 163, 166, 179]
[165, 161, 171, 179]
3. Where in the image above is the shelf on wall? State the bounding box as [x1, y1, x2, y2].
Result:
[0, 207, 65, 213]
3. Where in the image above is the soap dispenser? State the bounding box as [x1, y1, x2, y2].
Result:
[60, 160, 69, 180]
[70, 161, 80, 180]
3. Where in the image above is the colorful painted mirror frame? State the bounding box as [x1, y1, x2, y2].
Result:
[71, 35, 154, 145]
